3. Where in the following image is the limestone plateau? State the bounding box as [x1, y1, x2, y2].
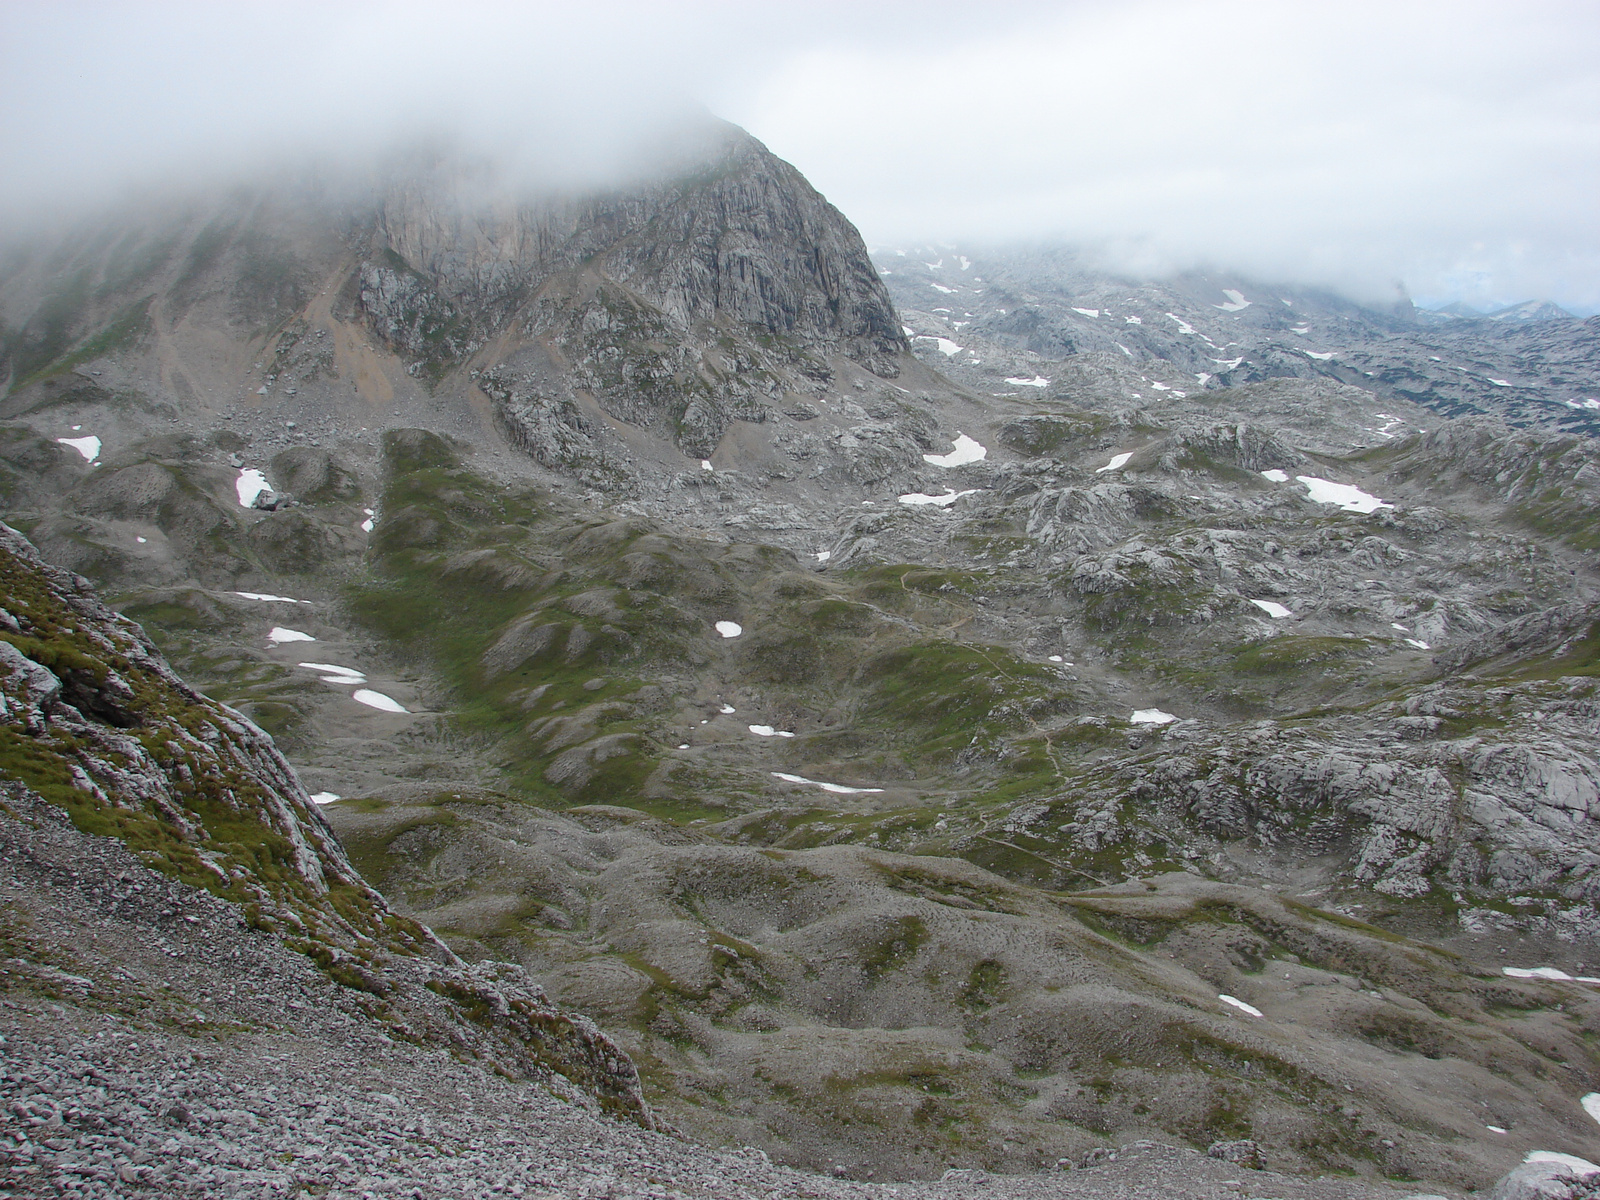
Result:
[1, 122, 1599, 1199]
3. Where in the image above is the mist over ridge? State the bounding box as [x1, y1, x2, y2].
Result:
[4, 1, 1597, 314]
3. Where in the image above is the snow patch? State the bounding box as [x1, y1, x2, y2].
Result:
[1211, 357, 1243, 370]
[1166, 313, 1196, 334]
[1048, 655, 1063, 662]
[352, 689, 408, 713]
[1488, 378, 1511, 387]
[1250, 600, 1292, 619]
[1071, 307, 1100, 318]
[1195, 372, 1213, 386]
[923, 434, 987, 468]
[815, 550, 831, 562]
[1302, 349, 1335, 361]
[931, 338, 963, 357]
[1218, 994, 1262, 1016]
[1004, 376, 1049, 387]
[233, 591, 307, 604]
[720, 704, 736, 714]
[1131, 709, 1178, 725]
[748, 725, 795, 738]
[1214, 289, 1252, 312]
[267, 627, 315, 644]
[1296, 476, 1391, 514]
[771, 772, 884, 795]
[361, 508, 375, 533]
[1525, 1152, 1600, 1175]
[1405, 638, 1432, 650]
[235, 469, 273, 508]
[1115, 343, 1133, 358]
[1096, 452, 1132, 473]
[715, 621, 743, 639]
[298, 662, 366, 684]
[701, 460, 714, 472]
[899, 489, 979, 508]
[1124, 315, 1142, 325]
[1583, 1094, 1600, 1126]
[57, 435, 101, 462]
[1260, 469, 1289, 483]
[930, 283, 957, 295]
[1502, 966, 1600, 983]
[309, 792, 341, 805]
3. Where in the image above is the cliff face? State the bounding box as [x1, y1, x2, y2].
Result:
[365, 128, 904, 369]
[0, 120, 912, 469]
[358, 125, 907, 456]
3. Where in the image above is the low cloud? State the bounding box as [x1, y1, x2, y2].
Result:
[3, 1, 1595, 312]
[732, 1, 1600, 312]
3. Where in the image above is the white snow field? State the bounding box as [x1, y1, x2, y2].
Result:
[1097, 452, 1132, 473]
[771, 772, 884, 795]
[266, 627, 315, 644]
[714, 621, 743, 638]
[352, 690, 408, 713]
[235, 469, 273, 507]
[57, 435, 102, 462]
[1526, 1152, 1600, 1173]
[297, 662, 367, 684]
[1502, 966, 1600, 984]
[1296, 476, 1391, 514]
[1250, 600, 1292, 619]
[1218, 994, 1263, 1017]
[899, 489, 979, 507]
[923, 434, 987, 468]
[1131, 709, 1178, 725]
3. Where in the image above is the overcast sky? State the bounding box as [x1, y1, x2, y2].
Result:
[2, 1, 1596, 312]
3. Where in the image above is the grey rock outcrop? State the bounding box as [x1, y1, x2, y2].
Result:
[1486, 1160, 1600, 1200]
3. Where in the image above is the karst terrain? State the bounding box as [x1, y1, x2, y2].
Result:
[2, 121, 1599, 1198]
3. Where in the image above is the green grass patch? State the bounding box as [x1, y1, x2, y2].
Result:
[1233, 636, 1370, 675]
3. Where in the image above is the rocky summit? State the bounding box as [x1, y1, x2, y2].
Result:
[1, 121, 1598, 1199]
